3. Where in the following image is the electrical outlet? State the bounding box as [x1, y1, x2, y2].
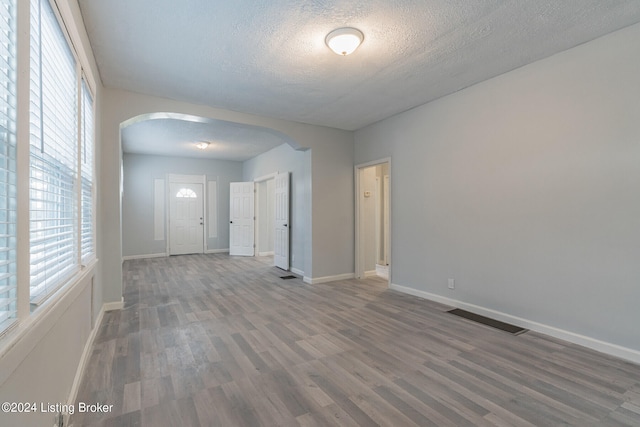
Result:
[448, 278, 455, 289]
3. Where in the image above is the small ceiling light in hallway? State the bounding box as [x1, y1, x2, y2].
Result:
[325, 27, 364, 56]
[195, 141, 210, 150]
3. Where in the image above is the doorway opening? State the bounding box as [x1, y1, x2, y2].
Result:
[255, 174, 276, 257]
[229, 172, 290, 270]
[355, 159, 391, 285]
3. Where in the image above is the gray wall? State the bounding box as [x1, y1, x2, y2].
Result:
[122, 153, 243, 256]
[307, 131, 354, 279]
[355, 23, 640, 356]
[243, 143, 310, 274]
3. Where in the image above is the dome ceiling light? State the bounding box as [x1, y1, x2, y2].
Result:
[325, 27, 364, 56]
[195, 141, 210, 150]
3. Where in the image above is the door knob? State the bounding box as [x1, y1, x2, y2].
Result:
[284, 224, 288, 227]
[230, 221, 233, 224]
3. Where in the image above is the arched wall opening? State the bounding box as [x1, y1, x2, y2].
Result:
[99, 88, 353, 308]
[119, 112, 305, 263]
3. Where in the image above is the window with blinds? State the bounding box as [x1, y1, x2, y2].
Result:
[29, 0, 79, 304]
[0, 0, 17, 334]
[80, 79, 94, 261]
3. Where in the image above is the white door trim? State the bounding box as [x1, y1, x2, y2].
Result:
[254, 172, 278, 183]
[274, 172, 290, 270]
[254, 172, 279, 258]
[166, 174, 207, 254]
[167, 174, 206, 184]
[355, 158, 391, 287]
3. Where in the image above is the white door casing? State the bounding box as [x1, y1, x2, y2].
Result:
[169, 182, 204, 255]
[375, 176, 381, 264]
[383, 174, 390, 265]
[355, 159, 392, 285]
[274, 172, 290, 270]
[230, 182, 255, 256]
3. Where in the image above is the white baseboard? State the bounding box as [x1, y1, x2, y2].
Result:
[257, 251, 274, 256]
[103, 298, 124, 312]
[205, 248, 230, 254]
[67, 304, 105, 408]
[390, 283, 640, 365]
[376, 264, 389, 279]
[122, 253, 166, 261]
[364, 270, 377, 278]
[291, 267, 304, 277]
[123, 250, 232, 260]
[304, 273, 355, 285]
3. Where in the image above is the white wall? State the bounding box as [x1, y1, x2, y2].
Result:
[355, 23, 640, 361]
[243, 143, 310, 274]
[122, 153, 243, 257]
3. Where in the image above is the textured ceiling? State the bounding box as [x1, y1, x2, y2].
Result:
[80, 0, 640, 159]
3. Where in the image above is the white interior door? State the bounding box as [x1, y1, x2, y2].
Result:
[230, 182, 255, 256]
[256, 179, 275, 255]
[274, 172, 290, 270]
[169, 183, 204, 255]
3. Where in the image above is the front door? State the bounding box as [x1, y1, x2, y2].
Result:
[169, 183, 204, 255]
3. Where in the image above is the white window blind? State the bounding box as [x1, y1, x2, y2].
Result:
[80, 79, 94, 261]
[0, 0, 17, 333]
[29, 0, 79, 304]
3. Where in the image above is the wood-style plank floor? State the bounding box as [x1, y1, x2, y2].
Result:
[71, 254, 640, 426]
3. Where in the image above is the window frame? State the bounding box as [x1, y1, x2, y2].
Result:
[0, 0, 98, 341]
[0, 0, 18, 336]
[28, 0, 81, 306]
[79, 75, 95, 264]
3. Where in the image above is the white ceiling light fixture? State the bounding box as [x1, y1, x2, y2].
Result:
[325, 27, 364, 56]
[195, 141, 210, 150]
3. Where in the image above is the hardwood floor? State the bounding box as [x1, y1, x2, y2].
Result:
[71, 254, 640, 426]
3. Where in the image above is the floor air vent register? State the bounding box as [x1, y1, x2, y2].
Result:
[448, 308, 528, 335]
